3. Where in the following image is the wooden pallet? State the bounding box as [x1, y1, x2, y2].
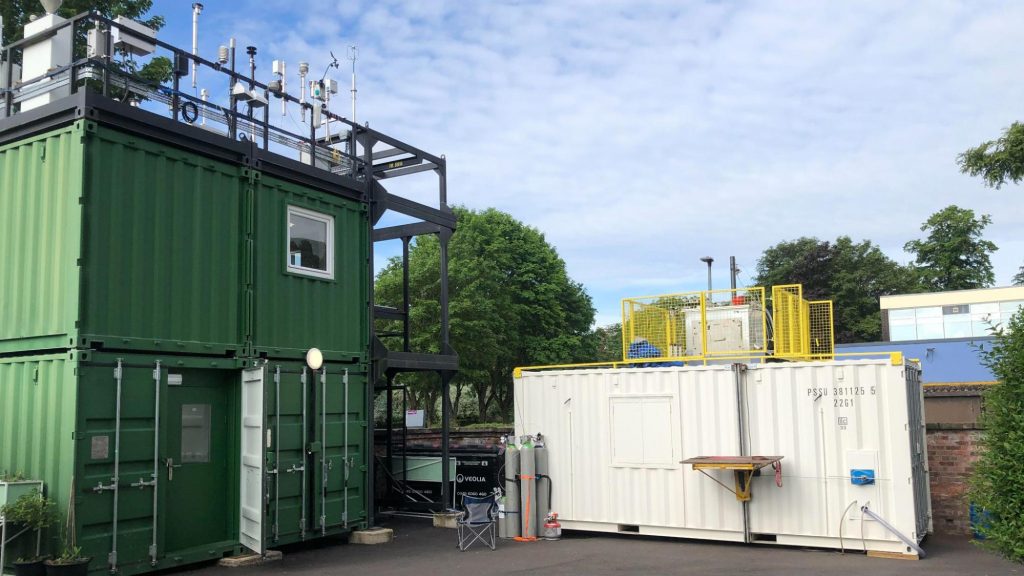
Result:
[867, 550, 919, 561]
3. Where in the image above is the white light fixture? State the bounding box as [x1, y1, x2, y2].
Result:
[306, 347, 324, 371]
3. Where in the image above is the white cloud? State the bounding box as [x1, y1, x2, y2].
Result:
[163, 0, 1024, 324]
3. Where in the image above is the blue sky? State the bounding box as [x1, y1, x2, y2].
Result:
[151, 0, 1024, 327]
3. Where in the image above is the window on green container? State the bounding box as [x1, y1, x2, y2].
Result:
[287, 205, 334, 279]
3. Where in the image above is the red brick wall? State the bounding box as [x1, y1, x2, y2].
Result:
[927, 428, 982, 535]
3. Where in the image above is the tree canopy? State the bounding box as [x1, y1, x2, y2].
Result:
[375, 207, 594, 424]
[2, 1, 165, 47]
[1014, 266, 1024, 287]
[753, 236, 920, 343]
[904, 205, 997, 291]
[958, 122, 1024, 190]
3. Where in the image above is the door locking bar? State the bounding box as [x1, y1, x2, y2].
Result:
[150, 361, 162, 566]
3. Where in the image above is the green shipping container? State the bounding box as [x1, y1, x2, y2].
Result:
[0, 121, 369, 361]
[0, 351, 369, 576]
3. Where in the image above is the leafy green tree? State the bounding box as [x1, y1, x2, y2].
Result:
[970, 308, 1024, 560]
[1013, 266, 1024, 287]
[2, 1, 171, 95]
[375, 207, 595, 424]
[2, 1, 165, 47]
[958, 122, 1024, 189]
[904, 205, 997, 291]
[754, 236, 920, 343]
[590, 323, 622, 362]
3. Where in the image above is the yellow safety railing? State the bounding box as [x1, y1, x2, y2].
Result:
[770, 285, 835, 361]
[512, 351, 907, 378]
[514, 283, 847, 376]
[621, 287, 768, 364]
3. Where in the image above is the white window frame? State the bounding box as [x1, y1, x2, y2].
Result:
[286, 205, 335, 280]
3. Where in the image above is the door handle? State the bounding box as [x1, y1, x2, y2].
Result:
[164, 458, 181, 481]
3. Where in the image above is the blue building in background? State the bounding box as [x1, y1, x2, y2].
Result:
[836, 337, 995, 384]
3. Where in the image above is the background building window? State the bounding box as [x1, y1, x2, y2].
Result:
[889, 308, 917, 341]
[287, 206, 334, 279]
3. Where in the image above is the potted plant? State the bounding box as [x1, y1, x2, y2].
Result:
[1, 490, 55, 576]
[43, 545, 90, 576]
[43, 511, 89, 576]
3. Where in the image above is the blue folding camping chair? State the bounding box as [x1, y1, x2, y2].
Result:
[457, 494, 497, 551]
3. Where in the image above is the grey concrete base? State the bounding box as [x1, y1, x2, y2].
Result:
[433, 512, 461, 529]
[350, 527, 394, 545]
[218, 550, 283, 567]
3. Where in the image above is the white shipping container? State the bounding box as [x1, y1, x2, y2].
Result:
[514, 359, 931, 556]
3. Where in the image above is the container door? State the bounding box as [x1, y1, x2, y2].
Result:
[267, 366, 310, 545]
[240, 367, 265, 553]
[905, 366, 931, 537]
[164, 376, 233, 554]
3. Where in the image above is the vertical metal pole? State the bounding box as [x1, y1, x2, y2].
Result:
[439, 160, 447, 206]
[1, 512, 6, 576]
[150, 360, 161, 565]
[401, 388, 407, 502]
[309, 117, 317, 166]
[5, 47, 14, 116]
[228, 38, 236, 138]
[730, 256, 738, 290]
[273, 366, 281, 542]
[109, 359, 124, 573]
[343, 369, 350, 527]
[171, 70, 180, 122]
[402, 237, 411, 352]
[440, 231, 451, 354]
[441, 373, 452, 511]
[103, 28, 112, 98]
[300, 367, 307, 538]
[385, 374, 393, 480]
[320, 368, 327, 535]
[733, 363, 750, 543]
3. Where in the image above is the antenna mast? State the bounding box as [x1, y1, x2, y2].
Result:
[348, 45, 358, 122]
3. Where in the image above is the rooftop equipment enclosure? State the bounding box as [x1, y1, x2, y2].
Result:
[514, 359, 931, 556]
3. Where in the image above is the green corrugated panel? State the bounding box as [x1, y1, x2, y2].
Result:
[0, 124, 85, 353]
[0, 353, 79, 557]
[264, 359, 368, 545]
[74, 351, 243, 576]
[252, 175, 369, 361]
[78, 126, 247, 355]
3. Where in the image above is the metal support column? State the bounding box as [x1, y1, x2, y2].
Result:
[734, 363, 750, 543]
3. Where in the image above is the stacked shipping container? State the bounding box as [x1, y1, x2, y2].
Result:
[0, 118, 371, 575]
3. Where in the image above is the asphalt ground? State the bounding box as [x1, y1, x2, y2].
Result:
[180, 516, 1020, 576]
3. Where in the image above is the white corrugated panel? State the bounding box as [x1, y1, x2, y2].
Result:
[514, 359, 930, 554]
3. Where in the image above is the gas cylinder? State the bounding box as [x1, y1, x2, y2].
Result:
[519, 435, 537, 539]
[535, 435, 550, 533]
[543, 512, 562, 541]
[501, 437, 520, 539]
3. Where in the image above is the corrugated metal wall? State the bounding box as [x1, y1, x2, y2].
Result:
[79, 126, 247, 355]
[0, 353, 79, 555]
[515, 360, 929, 553]
[251, 175, 369, 361]
[515, 366, 744, 536]
[745, 362, 923, 545]
[0, 124, 84, 353]
[264, 359, 369, 545]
